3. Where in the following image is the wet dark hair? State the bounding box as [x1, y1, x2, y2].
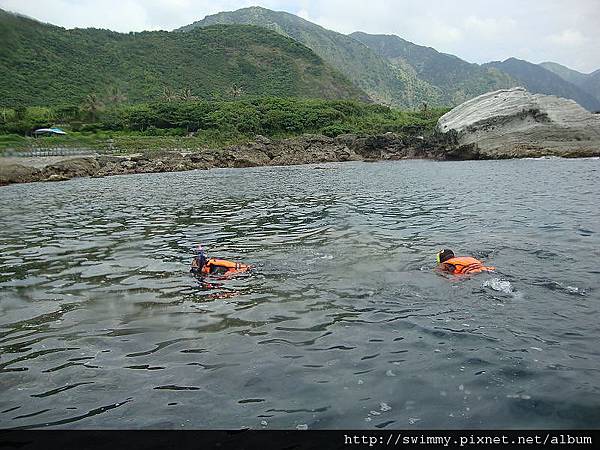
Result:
[437, 249, 455, 263]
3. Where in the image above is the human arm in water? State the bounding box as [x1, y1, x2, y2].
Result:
[438, 262, 456, 273]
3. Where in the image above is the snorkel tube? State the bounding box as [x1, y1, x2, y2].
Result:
[191, 245, 208, 274]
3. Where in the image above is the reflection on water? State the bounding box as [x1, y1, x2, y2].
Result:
[1, 159, 599, 429]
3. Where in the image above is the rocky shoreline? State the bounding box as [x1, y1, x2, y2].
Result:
[4, 88, 600, 187]
[1, 130, 598, 187]
[0, 132, 478, 186]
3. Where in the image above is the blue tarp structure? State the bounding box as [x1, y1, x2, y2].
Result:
[33, 128, 67, 135]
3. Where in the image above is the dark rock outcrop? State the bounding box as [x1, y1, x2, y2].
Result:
[0, 132, 488, 186]
[0, 164, 41, 185]
[43, 157, 101, 181]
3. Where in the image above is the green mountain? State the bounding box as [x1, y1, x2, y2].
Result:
[540, 62, 600, 106]
[484, 58, 600, 111]
[539, 62, 589, 86]
[177, 6, 443, 108]
[581, 70, 600, 108]
[350, 32, 518, 106]
[0, 9, 365, 107]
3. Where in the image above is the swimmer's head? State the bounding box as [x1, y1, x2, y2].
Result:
[436, 249, 454, 264]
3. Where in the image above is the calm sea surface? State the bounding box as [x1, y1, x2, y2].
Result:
[1, 158, 599, 429]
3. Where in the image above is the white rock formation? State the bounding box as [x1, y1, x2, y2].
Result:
[437, 87, 600, 156]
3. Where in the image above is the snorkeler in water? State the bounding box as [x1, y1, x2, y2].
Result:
[436, 249, 495, 275]
[190, 246, 251, 277]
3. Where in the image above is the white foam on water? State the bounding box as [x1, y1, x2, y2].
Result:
[483, 278, 514, 294]
[523, 156, 562, 160]
[566, 285, 586, 295]
[507, 394, 531, 400]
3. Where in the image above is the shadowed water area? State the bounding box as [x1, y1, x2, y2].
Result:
[1, 159, 599, 429]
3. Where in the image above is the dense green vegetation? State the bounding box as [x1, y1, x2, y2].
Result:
[179, 6, 442, 108]
[350, 32, 518, 106]
[0, 9, 364, 107]
[0, 8, 447, 154]
[0, 97, 449, 152]
[3, 5, 599, 118]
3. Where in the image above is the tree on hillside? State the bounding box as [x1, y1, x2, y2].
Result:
[180, 88, 198, 101]
[14, 106, 27, 121]
[161, 87, 179, 102]
[55, 105, 80, 122]
[106, 86, 127, 106]
[81, 94, 104, 122]
[230, 84, 243, 98]
[0, 107, 11, 123]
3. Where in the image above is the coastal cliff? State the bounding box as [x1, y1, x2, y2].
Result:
[437, 87, 600, 158]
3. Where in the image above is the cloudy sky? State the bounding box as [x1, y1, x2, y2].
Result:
[1, 0, 598, 73]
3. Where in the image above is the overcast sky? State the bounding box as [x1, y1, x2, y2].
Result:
[1, 0, 598, 73]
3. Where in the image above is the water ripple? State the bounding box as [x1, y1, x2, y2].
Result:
[1, 160, 599, 428]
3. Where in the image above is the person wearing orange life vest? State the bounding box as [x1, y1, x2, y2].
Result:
[190, 245, 251, 277]
[436, 249, 495, 275]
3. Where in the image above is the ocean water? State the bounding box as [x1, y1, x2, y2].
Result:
[0, 158, 599, 429]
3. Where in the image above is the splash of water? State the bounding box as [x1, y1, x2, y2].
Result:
[483, 278, 514, 294]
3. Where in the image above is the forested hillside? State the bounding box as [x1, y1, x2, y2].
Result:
[178, 6, 443, 108]
[0, 9, 365, 107]
[350, 32, 517, 105]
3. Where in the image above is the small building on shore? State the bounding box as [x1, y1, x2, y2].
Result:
[33, 128, 67, 136]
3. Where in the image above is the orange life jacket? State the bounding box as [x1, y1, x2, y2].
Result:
[201, 258, 251, 275]
[442, 256, 495, 275]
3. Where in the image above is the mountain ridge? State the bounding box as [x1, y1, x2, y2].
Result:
[0, 7, 365, 107]
[484, 58, 600, 111]
[178, 6, 443, 108]
[3, 6, 600, 111]
[180, 6, 599, 110]
[349, 31, 518, 106]
[539, 61, 600, 106]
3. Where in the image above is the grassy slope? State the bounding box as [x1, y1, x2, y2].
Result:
[0, 9, 365, 107]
